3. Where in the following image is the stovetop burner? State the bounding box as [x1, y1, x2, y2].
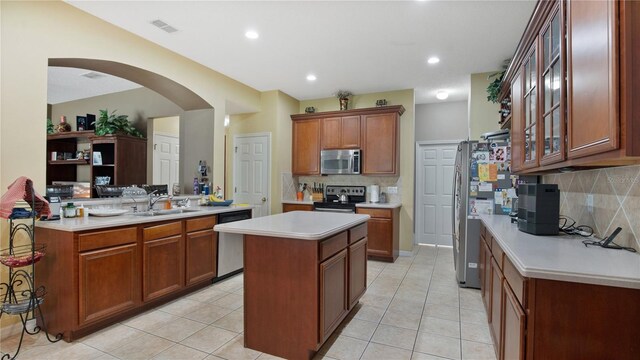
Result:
[313, 185, 366, 212]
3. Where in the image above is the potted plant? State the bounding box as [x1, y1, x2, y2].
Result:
[486, 59, 511, 103]
[92, 109, 144, 138]
[335, 90, 353, 111]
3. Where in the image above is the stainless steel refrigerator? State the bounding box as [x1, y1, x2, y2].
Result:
[452, 140, 520, 288]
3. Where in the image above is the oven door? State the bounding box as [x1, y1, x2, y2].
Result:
[314, 207, 355, 214]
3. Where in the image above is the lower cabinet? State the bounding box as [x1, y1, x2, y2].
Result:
[282, 203, 314, 212]
[185, 216, 218, 285]
[489, 257, 503, 357]
[142, 221, 184, 302]
[356, 207, 399, 262]
[348, 237, 367, 309]
[502, 283, 525, 360]
[78, 243, 139, 326]
[319, 248, 349, 342]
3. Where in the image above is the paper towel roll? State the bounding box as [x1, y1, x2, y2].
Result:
[370, 185, 380, 203]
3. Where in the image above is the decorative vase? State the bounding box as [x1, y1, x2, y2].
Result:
[339, 98, 349, 111]
[56, 116, 71, 133]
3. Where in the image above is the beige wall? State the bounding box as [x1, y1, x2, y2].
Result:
[153, 116, 180, 136]
[469, 72, 500, 140]
[299, 89, 416, 253]
[416, 101, 468, 142]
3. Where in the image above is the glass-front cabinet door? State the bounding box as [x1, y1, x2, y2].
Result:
[522, 43, 538, 169]
[540, 4, 565, 165]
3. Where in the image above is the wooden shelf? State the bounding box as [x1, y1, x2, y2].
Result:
[47, 131, 94, 140]
[500, 114, 512, 130]
[48, 159, 89, 165]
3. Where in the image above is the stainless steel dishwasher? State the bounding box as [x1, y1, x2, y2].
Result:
[216, 209, 252, 280]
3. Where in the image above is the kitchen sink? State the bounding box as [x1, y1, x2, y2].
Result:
[132, 208, 201, 216]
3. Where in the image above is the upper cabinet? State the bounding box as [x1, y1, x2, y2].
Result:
[291, 106, 404, 176]
[321, 116, 361, 150]
[501, 0, 640, 173]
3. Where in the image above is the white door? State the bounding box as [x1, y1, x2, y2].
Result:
[233, 133, 270, 217]
[153, 134, 179, 192]
[416, 142, 459, 246]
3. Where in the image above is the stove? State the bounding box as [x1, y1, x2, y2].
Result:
[313, 185, 366, 213]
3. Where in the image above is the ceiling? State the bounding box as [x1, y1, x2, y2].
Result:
[51, 0, 536, 106]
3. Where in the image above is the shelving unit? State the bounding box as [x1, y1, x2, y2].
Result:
[0, 181, 61, 359]
[46, 131, 93, 185]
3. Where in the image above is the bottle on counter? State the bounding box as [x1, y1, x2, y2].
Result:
[63, 203, 76, 218]
[203, 183, 210, 195]
[193, 177, 199, 195]
[76, 204, 85, 217]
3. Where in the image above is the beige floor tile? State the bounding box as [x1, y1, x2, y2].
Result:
[460, 322, 492, 344]
[381, 309, 422, 330]
[204, 356, 227, 360]
[394, 286, 429, 301]
[459, 308, 488, 325]
[401, 277, 431, 290]
[352, 304, 386, 323]
[371, 324, 417, 351]
[184, 302, 235, 324]
[319, 334, 368, 360]
[411, 351, 450, 360]
[152, 343, 208, 360]
[257, 352, 287, 359]
[419, 317, 460, 339]
[361, 342, 412, 360]
[214, 278, 244, 292]
[122, 309, 178, 332]
[359, 293, 394, 309]
[213, 308, 245, 333]
[181, 325, 237, 353]
[94, 354, 119, 360]
[338, 318, 378, 341]
[429, 284, 459, 297]
[388, 298, 424, 316]
[212, 335, 262, 360]
[186, 286, 230, 303]
[81, 324, 146, 353]
[46, 342, 107, 360]
[366, 282, 400, 296]
[461, 340, 496, 360]
[109, 333, 174, 360]
[147, 316, 207, 342]
[159, 298, 206, 316]
[8, 340, 74, 360]
[459, 295, 484, 312]
[422, 303, 460, 322]
[414, 332, 461, 360]
[212, 293, 244, 310]
[425, 291, 459, 307]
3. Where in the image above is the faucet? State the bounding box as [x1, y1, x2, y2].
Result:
[128, 194, 139, 213]
[148, 190, 169, 210]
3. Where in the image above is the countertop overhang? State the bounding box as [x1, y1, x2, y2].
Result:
[214, 211, 370, 240]
[480, 214, 640, 289]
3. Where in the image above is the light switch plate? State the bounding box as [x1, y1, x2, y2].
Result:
[387, 186, 398, 194]
[586, 194, 594, 213]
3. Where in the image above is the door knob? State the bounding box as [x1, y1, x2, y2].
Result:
[262, 197, 267, 202]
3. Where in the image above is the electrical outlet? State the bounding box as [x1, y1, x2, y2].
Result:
[387, 186, 398, 194]
[586, 194, 594, 213]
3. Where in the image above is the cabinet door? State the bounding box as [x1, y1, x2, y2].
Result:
[567, 0, 618, 159]
[502, 283, 526, 360]
[511, 71, 524, 173]
[348, 237, 367, 309]
[361, 113, 398, 175]
[292, 119, 321, 175]
[482, 241, 492, 317]
[282, 203, 314, 212]
[522, 42, 540, 170]
[540, 4, 566, 166]
[321, 117, 342, 149]
[479, 236, 486, 294]
[365, 218, 392, 258]
[490, 257, 504, 359]
[186, 229, 218, 286]
[340, 116, 361, 148]
[79, 244, 139, 326]
[143, 235, 184, 302]
[319, 248, 348, 343]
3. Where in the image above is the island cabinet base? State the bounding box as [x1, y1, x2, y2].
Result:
[243, 223, 368, 360]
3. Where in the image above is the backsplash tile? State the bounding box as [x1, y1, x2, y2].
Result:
[287, 175, 402, 203]
[543, 165, 640, 251]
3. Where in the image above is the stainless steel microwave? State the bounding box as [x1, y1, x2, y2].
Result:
[320, 149, 361, 175]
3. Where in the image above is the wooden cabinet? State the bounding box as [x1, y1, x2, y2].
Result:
[90, 134, 147, 196]
[142, 221, 184, 302]
[292, 118, 321, 175]
[502, 283, 525, 360]
[46, 131, 93, 185]
[361, 112, 399, 175]
[185, 216, 218, 285]
[501, 0, 640, 173]
[319, 248, 348, 343]
[321, 116, 361, 149]
[348, 237, 367, 309]
[291, 106, 404, 176]
[356, 207, 399, 262]
[489, 257, 503, 358]
[282, 203, 314, 212]
[480, 237, 492, 317]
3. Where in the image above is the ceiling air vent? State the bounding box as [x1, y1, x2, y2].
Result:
[151, 19, 178, 33]
[81, 72, 106, 79]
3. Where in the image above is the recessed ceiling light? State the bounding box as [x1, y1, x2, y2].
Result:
[436, 90, 449, 100]
[150, 19, 178, 33]
[306, 74, 317, 81]
[245, 30, 259, 39]
[427, 56, 440, 64]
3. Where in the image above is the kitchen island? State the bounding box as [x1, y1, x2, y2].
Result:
[215, 211, 369, 360]
[34, 205, 252, 341]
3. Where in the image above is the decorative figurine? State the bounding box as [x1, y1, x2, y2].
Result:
[56, 116, 71, 133]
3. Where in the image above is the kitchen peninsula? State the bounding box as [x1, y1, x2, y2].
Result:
[34, 205, 252, 342]
[214, 211, 370, 360]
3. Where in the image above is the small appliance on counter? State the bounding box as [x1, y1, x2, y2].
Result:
[43, 196, 61, 220]
[517, 184, 560, 235]
[370, 185, 380, 203]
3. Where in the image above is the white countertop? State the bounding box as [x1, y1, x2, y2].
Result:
[480, 214, 640, 289]
[36, 205, 254, 232]
[356, 202, 402, 209]
[214, 211, 370, 241]
[281, 200, 314, 205]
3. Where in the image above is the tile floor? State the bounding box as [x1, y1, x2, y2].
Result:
[0, 245, 496, 360]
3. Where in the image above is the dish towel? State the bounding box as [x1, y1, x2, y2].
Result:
[0, 177, 51, 219]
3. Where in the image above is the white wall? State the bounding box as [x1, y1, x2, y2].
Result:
[415, 101, 468, 142]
